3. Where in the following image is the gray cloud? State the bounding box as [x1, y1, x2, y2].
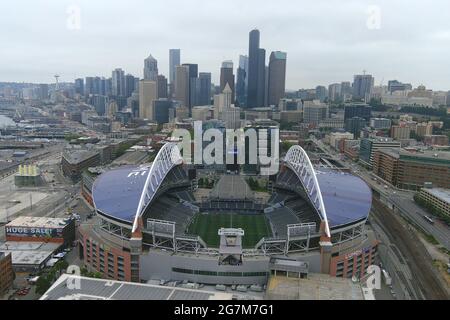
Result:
[1, 0, 450, 90]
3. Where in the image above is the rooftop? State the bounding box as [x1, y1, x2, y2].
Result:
[316, 169, 372, 227]
[63, 149, 99, 164]
[92, 164, 151, 223]
[0, 242, 60, 266]
[6, 216, 73, 229]
[422, 188, 450, 203]
[41, 274, 234, 300]
[378, 148, 450, 162]
[272, 51, 287, 60]
[266, 274, 364, 300]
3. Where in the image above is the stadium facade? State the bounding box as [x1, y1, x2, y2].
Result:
[78, 143, 378, 285]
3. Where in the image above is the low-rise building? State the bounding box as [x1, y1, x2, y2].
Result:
[0, 242, 62, 272]
[416, 122, 433, 137]
[329, 132, 354, 151]
[61, 149, 101, 181]
[418, 188, 450, 218]
[370, 118, 391, 130]
[391, 125, 411, 140]
[0, 252, 14, 295]
[423, 135, 449, 146]
[318, 118, 345, 129]
[5, 216, 76, 245]
[359, 138, 401, 168]
[373, 148, 450, 190]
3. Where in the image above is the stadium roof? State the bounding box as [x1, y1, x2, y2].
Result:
[315, 169, 372, 228]
[93, 163, 372, 228]
[92, 165, 150, 223]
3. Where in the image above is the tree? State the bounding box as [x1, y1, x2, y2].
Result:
[35, 276, 52, 295]
[54, 260, 69, 272]
[281, 141, 294, 153]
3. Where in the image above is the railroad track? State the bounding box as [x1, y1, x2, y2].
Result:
[372, 197, 449, 300]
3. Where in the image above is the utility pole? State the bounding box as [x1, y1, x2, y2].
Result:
[30, 193, 33, 212]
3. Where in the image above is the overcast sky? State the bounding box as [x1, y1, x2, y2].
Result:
[1, 0, 450, 90]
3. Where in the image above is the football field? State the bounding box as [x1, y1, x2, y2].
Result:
[187, 213, 272, 248]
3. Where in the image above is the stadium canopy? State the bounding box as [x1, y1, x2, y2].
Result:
[92, 143, 183, 229]
[284, 145, 372, 234]
[92, 143, 371, 237]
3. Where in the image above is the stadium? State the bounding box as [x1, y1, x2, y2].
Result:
[78, 143, 378, 286]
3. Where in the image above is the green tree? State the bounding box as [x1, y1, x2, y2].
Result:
[35, 276, 52, 295]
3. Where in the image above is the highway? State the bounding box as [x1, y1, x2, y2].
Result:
[310, 136, 450, 251]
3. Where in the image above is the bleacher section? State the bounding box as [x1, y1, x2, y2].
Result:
[276, 168, 298, 187]
[209, 175, 254, 200]
[263, 169, 322, 237]
[141, 165, 198, 235]
[145, 195, 196, 235]
[172, 190, 196, 202]
[265, 207, 300, 238]
[284, 198, 321, 225]
[267, 191, 294, 205]
[161, 165, 189, 186]
[199, 199, 265, 213]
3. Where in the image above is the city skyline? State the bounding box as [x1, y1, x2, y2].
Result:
[1, 0, 450, 90]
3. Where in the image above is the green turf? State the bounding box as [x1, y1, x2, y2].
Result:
[187, 213, 272, 248]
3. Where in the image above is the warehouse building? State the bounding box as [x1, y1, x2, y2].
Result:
[5, 216, 76, 245]
[0, 241, 60, 272]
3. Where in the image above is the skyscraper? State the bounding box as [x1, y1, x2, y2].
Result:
[85, 77, 94, 96]
[303, 100, 329, 125]
[247, 29, 266, 108]
[38, 83, 49, 100]
[182, 63, 198, 110]
[92, 77, 101, 95]
[236, 55, 248, 107]
[111, 68, 125, 96]
[198, 72, 211, 106]
[264, 65, 269, 107]
[315, 86, 328, 102]
[257, 48, 266, 107]
[153, 99, 172, 124]
[344, 103, 372, 121]
[174, 65, 190, 109]
[328, 83, 342, 102]
[157, 75, 168, 99]
[143, 54, 158, 81]
[75, 78, 84, 95]
[220, 60, 235, 104]
[353, 74, 374, 101]
[247, 29, 259, 108]
[268, 51, 287, 106]
[169, 49, 181, 85]
[139, 80, 157, 120]
[125, 74, 136, 98]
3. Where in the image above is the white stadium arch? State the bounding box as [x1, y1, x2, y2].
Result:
[131, 142, 183, 233]
[284, 145, 331, 237]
